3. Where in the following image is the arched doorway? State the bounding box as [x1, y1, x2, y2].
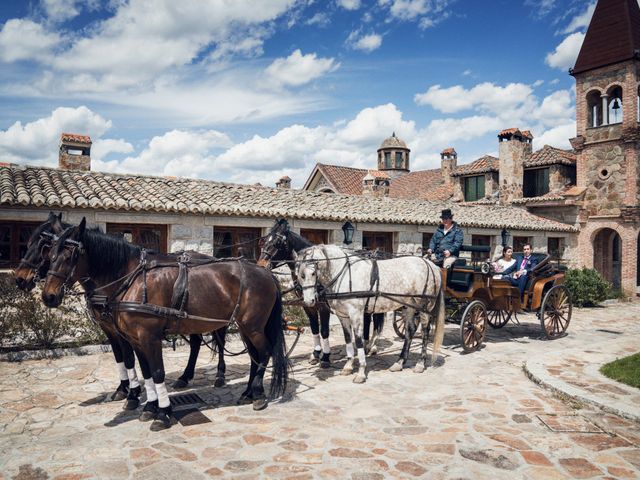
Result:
[593, 228, 621, 289]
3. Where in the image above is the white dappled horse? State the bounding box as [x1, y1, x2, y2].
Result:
[295, 244, 445, 383]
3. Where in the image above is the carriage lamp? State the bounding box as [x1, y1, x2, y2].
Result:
[501, 228, 511, 248]
[342, 221, 355, 245]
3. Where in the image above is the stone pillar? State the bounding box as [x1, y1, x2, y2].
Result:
[601, 94, 609, 126]
[59, 133, 92, 171]
[440, 148, 457, 187]
[498, 129, 531, 204]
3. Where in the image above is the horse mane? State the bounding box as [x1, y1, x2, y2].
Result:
[286, 230, 313, 251]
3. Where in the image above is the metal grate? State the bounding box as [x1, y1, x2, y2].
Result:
[169, 392, 205, 407]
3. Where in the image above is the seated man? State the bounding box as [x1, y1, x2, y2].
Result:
[426, 209, 463, 268]
[502, 243, 539, 294]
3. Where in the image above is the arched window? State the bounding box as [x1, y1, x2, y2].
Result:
[586, 90, 602, 127]
[607, 86, 623, 124]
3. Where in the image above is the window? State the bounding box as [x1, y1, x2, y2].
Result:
[213, 227, 261, 259]
[513, 236, 531, 253]
[384, 152, 391, 168]
[300, 229, 328, 245]
[471, 235, 491, 262]
[463, 175, 485, 201]
[607, 86, 623, 125]
[107, 224, 167, 253]
[0, 222, 38, 268]
[524, 168, 549, 197]
[395, 152, 403, 168]
[362, 231, 393, 254]
[422, 232, 433, 255]
[547, 237, 562, 261]
[587, 90, 602, 127]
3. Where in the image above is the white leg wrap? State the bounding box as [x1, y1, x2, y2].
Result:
[127, 368, 140, 389]
[312, 333, 321, 349]
[155, 382, 170, 409]
[358, 348, 366, 366]
[116, 362, 128, 381]
[321, 337, 331, 354]
[144, 378, 158, 402]
[345, 343, 355, 358]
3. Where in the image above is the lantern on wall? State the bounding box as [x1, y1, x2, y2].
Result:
[342, 221, 355, 245]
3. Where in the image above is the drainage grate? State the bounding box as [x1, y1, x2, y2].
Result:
[170, 392, 205, 407]
[537, 414, 604, 434]
[596, 329, 622, 335]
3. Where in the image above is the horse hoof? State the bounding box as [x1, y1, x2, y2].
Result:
[352, 374, 367, 384]
[388, 361, 403, 372]
[172, 378, 189, 389]
[320, 360, 331, 369]
[252, 398, 268, 411]
[413, 364, 425, 374]
[237, 394, 253, 405]
[341, 368, 353, 376]
[309, 350, 321, 365]
[139, 400, 159, 422]
[123, 397, 140, 411]
[150, 414, 172, 431]
[214, 377, 225, 388]
[369, 345, 378, 356]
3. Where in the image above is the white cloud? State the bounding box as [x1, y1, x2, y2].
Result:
[0, 19, 61, 62]
[265, 49, 339, 87]
[383, 0, 452, 27]
[337, 0, 361, 10]
[545, 32, 584, 70]
[532, 79, 544, 87]
[525, 0, 556, 18]
[533, 123, 576, 150]
[462, 69, 472, 76]
[562, 2, 596, 34]
[348, 32, 383, 52]
[41, 0, 85, 22]
[306, 12, 330, 26]
[0, 106, 111, 166]
[91, 138, 134, 163]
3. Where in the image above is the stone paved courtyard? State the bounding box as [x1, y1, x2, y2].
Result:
[1, 301, 639, 479]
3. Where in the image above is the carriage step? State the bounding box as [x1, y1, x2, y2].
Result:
[169, 392, 205, 408]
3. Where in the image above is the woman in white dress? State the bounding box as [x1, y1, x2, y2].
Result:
[493, 245, 516, 279]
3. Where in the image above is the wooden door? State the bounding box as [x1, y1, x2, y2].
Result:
[362, 231, 393, 254]
[300, 229, 328, 245]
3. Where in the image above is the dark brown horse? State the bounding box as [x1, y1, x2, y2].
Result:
[42, 218, 289, 430]
[13, 214, 226, 409]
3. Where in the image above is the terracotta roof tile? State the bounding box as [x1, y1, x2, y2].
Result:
[525, 145, 576, 167]
[0, 163, 576, 232]
[388, 169, 453, 201]
[441, 147, 456, 155]
[60, 133, 92, 144]
[451, 155, 499, 176]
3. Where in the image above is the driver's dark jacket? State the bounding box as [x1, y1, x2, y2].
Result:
[428, 222, 464, 261]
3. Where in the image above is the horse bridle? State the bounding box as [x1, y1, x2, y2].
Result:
[18, 231, 57, 281]
[259, 232, 288, 270]
[46, 238, 85, 287]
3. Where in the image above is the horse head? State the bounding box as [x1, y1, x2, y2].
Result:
[257, 218, 291, 268]
[294, 246, 326, 307]
[42, 217, 87, 308]
[14, 212, 66, 291]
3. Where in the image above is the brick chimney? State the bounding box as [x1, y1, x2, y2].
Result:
[362, 170, 390, 197]
[440, 147, 457, 186]
[498, 128, 532, 204]
[59, 133, 91, 171]
[275, 175, 291, 189]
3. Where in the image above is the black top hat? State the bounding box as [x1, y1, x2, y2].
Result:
[440, 208, 453, 219]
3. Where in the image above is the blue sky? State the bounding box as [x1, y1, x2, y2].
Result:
[0, 0, 597, 187]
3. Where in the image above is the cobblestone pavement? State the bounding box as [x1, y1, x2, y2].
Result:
[1, 301, 639, 479]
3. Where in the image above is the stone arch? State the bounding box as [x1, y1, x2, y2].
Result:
[318, 187, 335, 193]
[592, 227, 622, 289]
[586, 89, 603, 127]
[606, 84, 623, 124]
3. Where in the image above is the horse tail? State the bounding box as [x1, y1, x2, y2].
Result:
[266, 289, 290, 399]
[431, 278, 446, 365]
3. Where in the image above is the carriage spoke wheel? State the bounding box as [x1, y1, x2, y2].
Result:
[487, 310, 510, 329]
[460, 300, 487, 353]
[392, 309, 421, 340]
[540, 284, 572, 339]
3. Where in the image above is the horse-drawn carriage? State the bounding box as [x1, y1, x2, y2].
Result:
[393, 244, 572, 352]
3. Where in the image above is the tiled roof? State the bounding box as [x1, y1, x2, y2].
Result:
[316, 164, 367, 195]
[451, 155, 499, 177]
[498, 128, 532, 140]
[525, 145, 576, 167]
[367, 170, 390, 179]
[0, 163, 576, 232]
[61, 133, 92, 144]
[379, 133, 408, 150]
[441, 147, 456, 155]
[572, 0, 640, 74]
[388, 169, 453, 201]
[511, 185, 586, 205]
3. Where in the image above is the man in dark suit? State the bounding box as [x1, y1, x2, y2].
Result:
[502, 243, 539, 294]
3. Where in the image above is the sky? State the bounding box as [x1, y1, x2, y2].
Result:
[0, 0, 599, 187]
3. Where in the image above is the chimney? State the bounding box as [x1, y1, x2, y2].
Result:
[440, 147, 457, 186]
[362, 170, 389, 197]
[59, 133, 92, 171]
[275, 175, 291, 189]
[498, 128, 532, 204]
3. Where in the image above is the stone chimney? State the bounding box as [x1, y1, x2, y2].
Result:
[440, 147, 457, 186]
[362, 170, 389, 198]
[275, 175, 291, 189]
[59, 133, 91, 171]
[498, 128, 532, 204]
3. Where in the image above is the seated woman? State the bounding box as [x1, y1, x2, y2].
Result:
[492, 245, 516, 279]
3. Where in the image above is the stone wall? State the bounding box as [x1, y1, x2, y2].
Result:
[485, 172, 498, 198]
[582, 144, 626, 216]
[549, 165, 570, 193]
[498, 136, 530, 204]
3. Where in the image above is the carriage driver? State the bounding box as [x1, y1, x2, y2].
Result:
[426, 209, 464, 268]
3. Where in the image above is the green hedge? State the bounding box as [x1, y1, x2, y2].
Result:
[564, 267, 613, 307]
[0, 274, 106, 350]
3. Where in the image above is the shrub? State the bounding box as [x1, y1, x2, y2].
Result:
[564, 267, 613, 307]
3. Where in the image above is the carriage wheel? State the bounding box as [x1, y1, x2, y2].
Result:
[460, 300, 487, 353]
[487, 310, 510, 329]
[539, 284, 572, 339]
[392, 309, 406, 339]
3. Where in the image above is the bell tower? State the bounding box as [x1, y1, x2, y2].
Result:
[377, 132, 410, 178]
